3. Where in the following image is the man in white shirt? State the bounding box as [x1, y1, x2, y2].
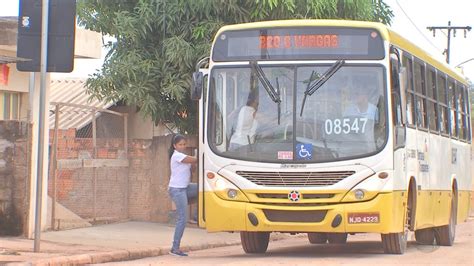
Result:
[343, 89, 378, 121]
[342, 87, 379, 152]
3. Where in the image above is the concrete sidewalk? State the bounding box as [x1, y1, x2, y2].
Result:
[0, 221, 288, 265]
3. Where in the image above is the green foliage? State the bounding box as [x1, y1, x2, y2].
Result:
[77, 0, 393, 134]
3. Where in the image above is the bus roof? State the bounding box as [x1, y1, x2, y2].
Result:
[215, 20, 467, 84]
[387, 30, 466, 83]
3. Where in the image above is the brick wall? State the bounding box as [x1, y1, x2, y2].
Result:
[0, 121, 30, 236]
[127, 135, 197, 223]
[53, 167, 128, 220]
[127, 139, 154, 221]
[0, 122, 196, 233]
[48, 129, 198, 224]
[50, 129, 129, 222]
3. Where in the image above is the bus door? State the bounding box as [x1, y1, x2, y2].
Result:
[192, 66, 209, 226]
[390, 48, 407, 179]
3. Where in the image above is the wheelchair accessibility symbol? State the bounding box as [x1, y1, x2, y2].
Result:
[296, 143, 312, 160]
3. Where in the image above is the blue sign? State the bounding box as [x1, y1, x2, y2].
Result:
[296, 143, 312, 160]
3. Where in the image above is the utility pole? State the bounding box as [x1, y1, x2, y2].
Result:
[427, 21, 471, 64]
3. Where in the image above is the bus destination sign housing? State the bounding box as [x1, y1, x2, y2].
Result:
[212, 27, 385, 61]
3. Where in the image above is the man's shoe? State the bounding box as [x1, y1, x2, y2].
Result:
[188, 219, 198, 224]
[169, 249, 188, 257]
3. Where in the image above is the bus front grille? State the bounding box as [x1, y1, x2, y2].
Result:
[256, 193, 335, 199]
[236, 171, 355, 186]
[262, 209, 327, 223]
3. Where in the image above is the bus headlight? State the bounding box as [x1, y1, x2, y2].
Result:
[207, 172, 249, 202]
[227, 189, 238, 199]
[354, 189, 365, 200]
[342, 188, 376, 202]
[341, 172, 390, 202]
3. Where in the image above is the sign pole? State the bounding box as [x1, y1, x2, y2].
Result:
[33, 0, 49, 252]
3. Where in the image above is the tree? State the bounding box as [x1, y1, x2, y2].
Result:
[77, 0, 393, 133]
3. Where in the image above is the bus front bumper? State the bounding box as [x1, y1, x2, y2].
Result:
[203, 191, 407, 234]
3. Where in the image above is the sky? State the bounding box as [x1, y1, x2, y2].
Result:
[0, 0, 473, 82]
[384, 0, 474, 83]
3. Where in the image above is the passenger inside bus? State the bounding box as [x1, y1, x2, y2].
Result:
[229, 91, 259, 151]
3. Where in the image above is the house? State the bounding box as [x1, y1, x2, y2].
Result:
[1, 15, 185, 236]
[0, 16, 102, 237]
[49, 78, 171, 139]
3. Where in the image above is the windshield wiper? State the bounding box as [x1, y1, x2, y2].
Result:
[250, 61, 282, 124]
[299, 60, 345, 116]
[275, 77, 281, 124]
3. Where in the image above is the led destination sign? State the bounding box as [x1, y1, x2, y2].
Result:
[259, 34, 339, 49]
[212, 27, 384, 61]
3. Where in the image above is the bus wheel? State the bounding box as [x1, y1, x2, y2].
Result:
[327, 233, 348, 244]
[381, 228, 408, 254]
[381, 192, 411, 254]
[307, 233, 327, 244]
[415, 228, 435, 245]
[240, 232, 270, 253]
[434, 190, 457, 246]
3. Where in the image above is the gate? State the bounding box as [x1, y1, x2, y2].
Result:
[49, 102, 128, 230]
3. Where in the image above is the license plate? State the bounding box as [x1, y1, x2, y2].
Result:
[348, 212, 380, 224]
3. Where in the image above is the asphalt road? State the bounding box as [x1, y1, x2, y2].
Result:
[98, 217, 474, 265]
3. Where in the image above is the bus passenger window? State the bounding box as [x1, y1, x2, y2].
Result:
[448, 79, 457, 137]
[390, 58, 402, 125]
[212, 75, 224, 147]
[437, 74, 449, 135]
[403, 56, 415, 126]
[414, 61, 427, 129]
[457, 84, 466, 140]
[426, 68, 438, 132]
[463, 88, 471, 141]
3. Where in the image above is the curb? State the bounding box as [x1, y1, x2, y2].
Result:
[32, 240, 242, 265]
[31, 233, 292, 265]
[33, 248, 163, 266]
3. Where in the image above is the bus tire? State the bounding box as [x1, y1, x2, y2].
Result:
[434, 189, 457, 246]
[327, 233, 348, 244]
[381, 231, 407, 254]
[381, 188, 412, 254]
[240, 231, 270, 253]
[307, 233, 327, 244]
[414, 228, 435, 245]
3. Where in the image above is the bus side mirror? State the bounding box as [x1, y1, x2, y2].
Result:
[191, 71, 203, 100]
[398, 67, 408, 126]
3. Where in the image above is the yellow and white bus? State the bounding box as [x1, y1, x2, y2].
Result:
[191, 20, 472, 254]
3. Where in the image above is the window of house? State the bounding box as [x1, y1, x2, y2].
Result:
[1, 92, 20, 120]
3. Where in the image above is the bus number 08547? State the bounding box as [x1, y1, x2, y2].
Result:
[324, 118, 368, 135]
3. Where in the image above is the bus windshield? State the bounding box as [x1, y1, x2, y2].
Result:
[208, 64, 387, 163]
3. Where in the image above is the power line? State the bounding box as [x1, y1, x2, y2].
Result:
[427, 21, 472, 63]
[455, 58, 474, 68]
[394, 0, 444, 54]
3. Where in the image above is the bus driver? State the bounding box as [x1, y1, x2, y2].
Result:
[343, 85, 378, 122]
[342, 82, 379, 153]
